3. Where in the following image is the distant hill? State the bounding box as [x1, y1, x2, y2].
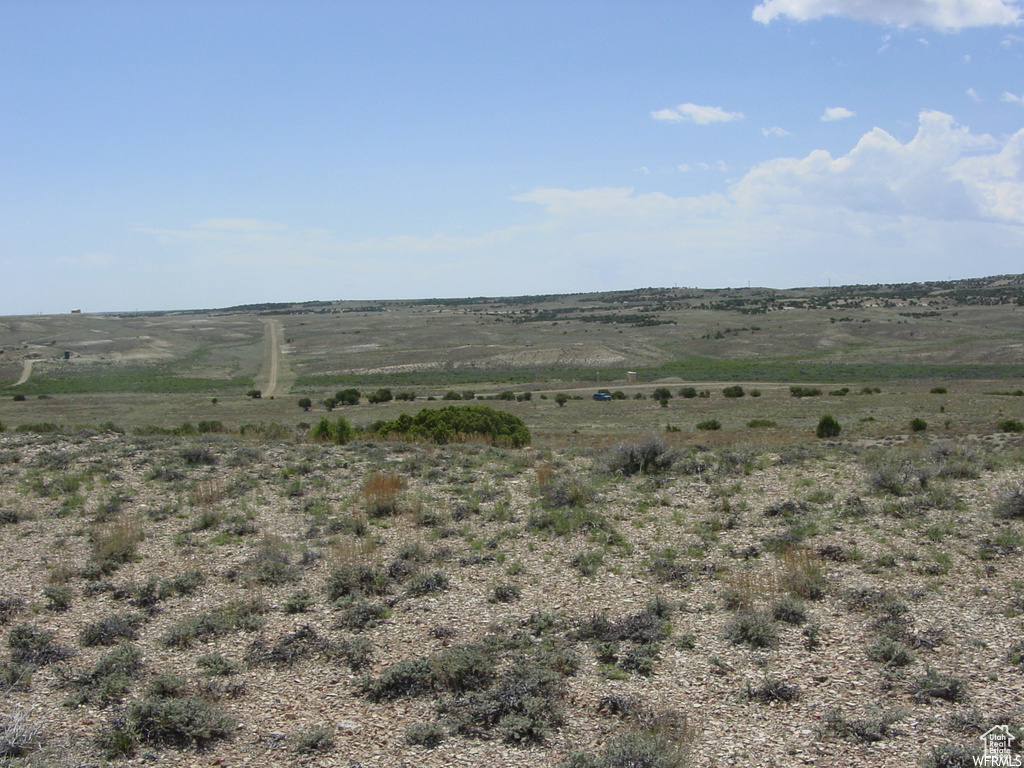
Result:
[2, 274, 1023, 393]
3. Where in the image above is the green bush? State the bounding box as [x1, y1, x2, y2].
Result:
[930, 386, 947, 394]
[696, 419, 721, 431]
[309, 416, 353, 444]
[816, 414, 842, 438]
[790, 386, 822, 398]
[678, 387, 697, 398]
[747, 419, 777, 428]
[297, 397, 312, 411]
[372, 405, 530, 447]
[335, 388, 360, 405]
[997, 419, 1024, 433]
[910, 418, 928, 432]
[722, 385, 744, 398]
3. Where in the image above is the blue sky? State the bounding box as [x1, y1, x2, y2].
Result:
[2, 0, 1023, 314]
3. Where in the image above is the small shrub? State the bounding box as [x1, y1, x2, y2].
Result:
[490, 583, 522, 603]
[771, 596, 806, 625]
[405, 571, 450, 597]
[0, 707, 44, 759]
[930, 386, 948, 394]
[293, 725, 335, 754]
[994, 483, 1024, 519]
[790, 386, 822, 398]
[866, 637, 914, 667]
[80, 613, 144, 647]
[997, 418, 1024, 433]
[540, 474, 596, 508]
[820, 706, 905, 743]
[405, 721, 446, 748]
[196, 652, 240, 677]
[920, 743, 983, 768]
[909, 668, 968, 703]
[910, 418, 928, 432]
[126, 695, 234, 748]
[816, 414, 841, 439]
[570, 549, 605, 577]
[696, 419, 721, 431]
[747, 419, 777, 428]
[723, 611, 777, 648]
[284, 589, 314, 614]
[7, 624, 74, 665]
[605, 438, 676, 476]
[43, 584, 73, 612]
[722, 385, 744, 398]
[745, 677, 799, 703]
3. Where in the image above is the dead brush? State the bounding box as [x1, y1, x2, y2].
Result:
[779, 546, 827, 600]
[361, 472, 406, 517]
[190, 479, 224, 508]
[534, 463, 554, 490]
[721, 568, 783, 611]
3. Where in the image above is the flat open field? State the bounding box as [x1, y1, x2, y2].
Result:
[1, 276, 1023, 768]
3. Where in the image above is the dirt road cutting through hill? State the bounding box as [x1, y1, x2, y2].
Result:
[256, 318, 292, 398]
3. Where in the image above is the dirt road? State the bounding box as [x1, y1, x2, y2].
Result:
[10, 359, 34, 387]
[256, 319, 292, 397]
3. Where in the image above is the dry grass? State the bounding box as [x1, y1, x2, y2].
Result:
[362, 471, 406, 517]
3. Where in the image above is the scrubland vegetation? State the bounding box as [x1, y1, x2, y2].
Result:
[1, 276, 1023, 766]
[1, 412, 1023, 767]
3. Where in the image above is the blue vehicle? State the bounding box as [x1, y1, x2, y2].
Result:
[592, 392, 612, 401]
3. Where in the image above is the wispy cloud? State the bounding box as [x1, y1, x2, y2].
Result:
[762, 126, 792, 137]
[967, 87, 983, 102]
[821, 106, 855, 122]
[753, 0, 1023, 30]
[651, 103, 744, 125]
[1003, 91, 1024, 105]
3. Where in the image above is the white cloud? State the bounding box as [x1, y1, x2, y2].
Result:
[127, 112, 1024, 305]
[967, 87, 982, 101]
[1003, 91, 1024, 105]
[822, 106, 856, 121]
[652, 103, 744, 124]
[752, 0, 1023, 31]
[763, 126, 792, 137]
